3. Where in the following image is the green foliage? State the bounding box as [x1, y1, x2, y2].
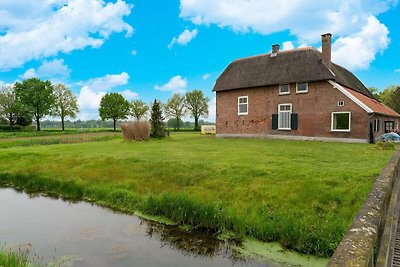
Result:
[130, 99, 149, 121]
[165, 93, 186, 130]
[374, 141, 396, 150]
[368, 87, 381, 100]
[0, 133, 394, 257]
[52, 84, 79, 131]
[382, 86, 400, 114]
[14, 78, 55, 131]
[99, 93, 130, 131]
[166, 118, 184, 129]
[185, 90, 209, 130]
[0, 246, 40, 267]
[150, 99, 166, 138]
[0, 85, 18, 126]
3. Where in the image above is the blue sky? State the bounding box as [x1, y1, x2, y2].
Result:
[0, 0, 399, 121]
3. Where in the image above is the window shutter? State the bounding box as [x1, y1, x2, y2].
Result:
[272, 114, 278, 130]
[291, 113, 298, 130]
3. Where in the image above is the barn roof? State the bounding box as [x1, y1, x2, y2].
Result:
[213, 47, 374, 98]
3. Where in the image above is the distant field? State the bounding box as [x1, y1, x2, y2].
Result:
[0, 128, 116, 138]
[0, 133, 394, 257]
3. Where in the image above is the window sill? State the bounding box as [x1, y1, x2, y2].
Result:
[296, 91, 308, 94]
[278, 128, 292, 131]
[279, 92, 290, 95]
[331, 130, 350, 132]
[238, 113, 248, 116]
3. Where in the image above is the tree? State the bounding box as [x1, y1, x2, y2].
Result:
[368, 87, 382, 100]
[52, 83, 79, 131]
[14, 78, 55, 131]
[166, 118, 184, 129]
[165, 93, 186, 131]
[0, 85, 18, 126]
[130, 99, 149, 121]
[150, 99, 166, 138]
[99, 93, 130, 131]
[381, 85, 400, 114]
[185, 90, 209, 130]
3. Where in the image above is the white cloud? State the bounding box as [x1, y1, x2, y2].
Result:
[332, 16, 389, 70]
[154, 75, 187, 93]
[202, 74, 210, 80]
[80, 72, 130, 92]
[120, 89, 138, 100]
[0, 0, 133, 71]
[21, 68, 37, 79]
[282, 41, 295, 51]
[76, 72, 137, 120]
[20, 59, 71, 80]
[207, 96, 216, 122]
[131, 50, 137, 56]
[180, 0, 396, 70]
[77, 86, 105, 111]
[168, 29, 198, 49]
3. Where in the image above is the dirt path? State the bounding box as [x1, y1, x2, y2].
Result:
[0, 131, 121, 142]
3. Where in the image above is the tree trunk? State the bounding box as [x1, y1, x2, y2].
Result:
[61, 117, 65, 131]
[8, 113, 13, 127]
[36, 117, 41, 131]
[177, 117, 180, 131]
[113, 119, 116, 131]
[194, 117, 199, 131]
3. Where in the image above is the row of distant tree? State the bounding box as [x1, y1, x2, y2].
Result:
[98, 90, 209, 131]
[369, 85, 400, 113]
[38, 119, 214, 130]
[0, 78, 210, 132]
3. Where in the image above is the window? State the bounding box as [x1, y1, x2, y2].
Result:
[278, 104, 292, 130]
[279, 84, 290, 95]
[238, 96, 248, 115]
[296, 82, 308, 93]
[384, 121, 394, 133]
[374, 119, 380, 132]
[331, 112, 351, 132]
[338, 101, 345, 107]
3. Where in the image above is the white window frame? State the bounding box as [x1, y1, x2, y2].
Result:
[338, 101, 345, 107]
[238, 96, 248, 115]
[374, 119, 380, 132]
[278, 103, 292, 130]
[279, 84, 290, 95]
[331, 112, 351, 132]
[296, 82, 308, 93]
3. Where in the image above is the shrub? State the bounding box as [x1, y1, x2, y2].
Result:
[121, 121, 150, 141]
[375, 141, 396, 150]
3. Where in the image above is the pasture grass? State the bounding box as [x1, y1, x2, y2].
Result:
[0, 128, 116, 139]
[0, 133, 394, 257]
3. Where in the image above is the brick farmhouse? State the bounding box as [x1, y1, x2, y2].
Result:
[214, 33, 400, 143]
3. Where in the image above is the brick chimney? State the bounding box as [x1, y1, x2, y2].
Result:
[271, 44, 279, 57]
[321, 33, 332, 69]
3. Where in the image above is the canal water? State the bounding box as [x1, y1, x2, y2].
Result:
[0, 187, 274, 267]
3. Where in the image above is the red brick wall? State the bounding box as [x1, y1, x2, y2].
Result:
[216, 81, 371, 140]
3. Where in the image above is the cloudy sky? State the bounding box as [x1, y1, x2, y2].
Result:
[0, 0, 399, 121]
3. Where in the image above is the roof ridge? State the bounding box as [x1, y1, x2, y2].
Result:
[232, 46, 317, 63]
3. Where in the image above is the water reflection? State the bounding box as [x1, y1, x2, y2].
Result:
[0, 187, 270, 267]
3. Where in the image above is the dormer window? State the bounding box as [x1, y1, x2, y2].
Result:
[296, 82, 308, 93]
[279, 84, 290, 95]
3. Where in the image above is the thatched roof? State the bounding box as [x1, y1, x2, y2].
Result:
[213, 47, 373, 98]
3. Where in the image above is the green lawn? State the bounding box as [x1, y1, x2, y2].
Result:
[0, 133, 394, 257]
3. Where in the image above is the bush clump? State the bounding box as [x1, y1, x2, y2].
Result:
[121, 121, 150, 141]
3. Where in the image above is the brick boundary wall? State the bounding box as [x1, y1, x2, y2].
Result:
[328, 147, 400, 267]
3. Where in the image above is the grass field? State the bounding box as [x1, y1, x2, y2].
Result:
[0, 128, 116, 139]
[0, 132, 394, 257]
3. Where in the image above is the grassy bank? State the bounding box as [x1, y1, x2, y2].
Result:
[0, 249, 39, 267]
[0, 133, 394, 257]
[0, 128, 116, 139]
